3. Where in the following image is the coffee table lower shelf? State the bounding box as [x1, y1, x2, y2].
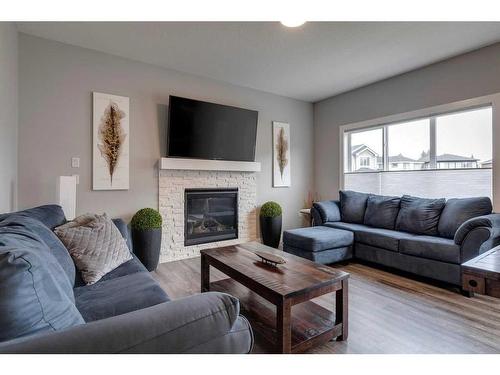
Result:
[210, 278, 342, 353]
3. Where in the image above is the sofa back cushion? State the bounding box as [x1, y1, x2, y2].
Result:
[312, 200, 341, 223]
[339, 190, 370, 224]
[395, 195, 446, 235]
[438, 197, 492, 239]
[0, 215, 76, 286]
[0, 205, 66, 230]
[363, 195, 401, 229]
[0, 221, 84, 342]
[0, 217, 76, 301]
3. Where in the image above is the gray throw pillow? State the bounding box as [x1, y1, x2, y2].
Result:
[339, 190, 370, 224]
[55, 213, 132, 285]
[438, 197, 492, 239]
[364, 195, 401, 229]
[312, 200, 341, 223]
[395, 195, 446, 236]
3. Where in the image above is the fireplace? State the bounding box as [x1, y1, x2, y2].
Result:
[184, 188, 238, 246]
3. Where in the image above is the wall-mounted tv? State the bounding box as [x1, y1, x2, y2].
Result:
[167, 96, 258, 162]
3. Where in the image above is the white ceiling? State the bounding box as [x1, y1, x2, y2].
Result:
[17, 22, 500, 102]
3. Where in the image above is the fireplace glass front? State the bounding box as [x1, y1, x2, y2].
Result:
[184, 188, 238, 246]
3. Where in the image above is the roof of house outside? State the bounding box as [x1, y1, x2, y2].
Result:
[355, 167, 378, 173]
[352, 144, 481, 164]
[351, 144, 379, 156]
[377, 154, 424, 163]
[351, 144, 365, 154]
[417, 153, 479, 162]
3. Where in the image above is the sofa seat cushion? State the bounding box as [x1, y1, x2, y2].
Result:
[283, 226, 353, 252]
[325, 222, 416, 252]
[399, 236, 461, 264]
[74, 271, 170, 322]
[438, 197, 492, 239]
[284, 244, 352, 264]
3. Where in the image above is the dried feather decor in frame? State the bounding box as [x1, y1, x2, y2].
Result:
[93, 92, 129, 190]
[272, 121, 291, 187]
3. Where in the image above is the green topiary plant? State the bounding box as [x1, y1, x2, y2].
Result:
[260, 201, 282, 218]
[131, 208, 163, 230]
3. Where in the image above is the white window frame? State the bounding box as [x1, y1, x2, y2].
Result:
[339, 92, 500, 210]
[345, 126, 384, 172]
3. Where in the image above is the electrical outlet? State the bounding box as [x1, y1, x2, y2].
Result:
[71, 157, 80, 168]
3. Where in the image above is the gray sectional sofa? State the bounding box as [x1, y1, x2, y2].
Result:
[284, 191, 500, 288]
[0, 205, 253, 353]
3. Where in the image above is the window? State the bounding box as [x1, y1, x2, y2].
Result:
[345, 128, 383, 172]
[387, 119, 429, 171]
[343, 106, 492, 199]
[436, 107, 492, 170]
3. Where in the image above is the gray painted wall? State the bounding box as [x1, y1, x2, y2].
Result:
[314, 42, 500, 200]
[18, 34, 314, 230]
[0, 23, 18, 212]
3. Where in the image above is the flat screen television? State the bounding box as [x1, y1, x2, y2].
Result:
[167, 96, 258, 162]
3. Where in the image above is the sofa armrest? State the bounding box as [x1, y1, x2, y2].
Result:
[112, 218, 133, 252]
[454, 214, 500, 245]
[311, 200, 341, 225]
[0, 292, 253, 354]
[455, 214, 500, 263]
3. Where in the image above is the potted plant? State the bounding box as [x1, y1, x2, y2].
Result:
[131, 208, 163, 271]
[259, 201, 282, 248]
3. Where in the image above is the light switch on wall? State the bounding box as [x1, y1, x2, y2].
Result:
[71, 157, 80, 168]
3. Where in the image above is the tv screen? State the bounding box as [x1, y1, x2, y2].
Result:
[167, 96, 258, 162]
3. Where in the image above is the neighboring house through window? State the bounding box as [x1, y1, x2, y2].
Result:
[342, 105, 493, 199]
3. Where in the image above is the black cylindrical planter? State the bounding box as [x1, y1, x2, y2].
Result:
[132, 228, 162, 271]
[260, 215, 282, 248]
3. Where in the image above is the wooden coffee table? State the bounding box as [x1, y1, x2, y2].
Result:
[462, 247, 500, 298]
[200, 242, 349, 353]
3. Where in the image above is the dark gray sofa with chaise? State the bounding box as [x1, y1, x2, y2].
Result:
[284, 191, 500, 288]
[0, 205, 253, 353]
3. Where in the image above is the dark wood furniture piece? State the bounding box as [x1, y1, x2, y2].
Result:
[200, 242, 349, 353]
[462, 247, 500, 298]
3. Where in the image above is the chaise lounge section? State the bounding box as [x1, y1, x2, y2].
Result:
[284, 191, 500, 288]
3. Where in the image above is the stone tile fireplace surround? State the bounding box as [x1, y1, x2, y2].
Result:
[159, 164, 258, 262]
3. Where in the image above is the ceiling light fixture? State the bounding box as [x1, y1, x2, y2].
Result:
[280, 20, 306, 28]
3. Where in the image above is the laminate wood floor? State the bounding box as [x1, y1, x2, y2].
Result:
[152, 258, 500, 354]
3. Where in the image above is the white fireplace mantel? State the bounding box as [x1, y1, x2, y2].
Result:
[160, 157, 261, 172]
